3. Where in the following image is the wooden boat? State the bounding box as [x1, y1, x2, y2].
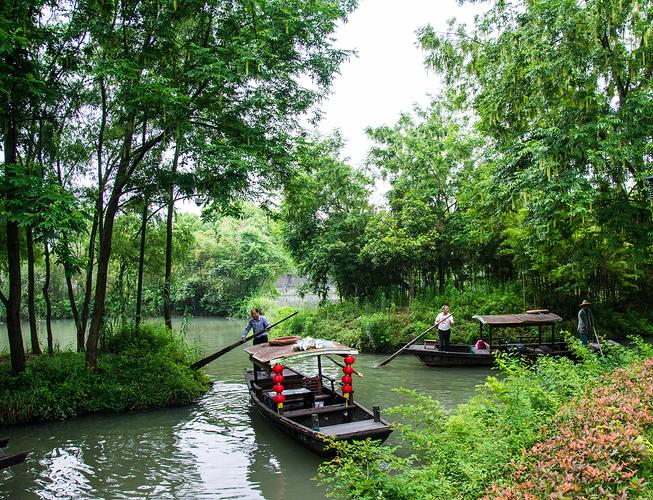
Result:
[244, 340, 392, 456]
[0, 437, 28, 471]
[406, 311, 572, 367]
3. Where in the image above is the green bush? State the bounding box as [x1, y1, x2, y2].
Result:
[317, 340, 653, 499]
[0, 323, 209, 425]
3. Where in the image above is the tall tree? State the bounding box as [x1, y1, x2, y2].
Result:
[365, 102, 479, 296]
[0, 0, 49, 373]
[281, 135, 375, 299]
[419, 0, 653, 306]
[80, 0, 355, 368]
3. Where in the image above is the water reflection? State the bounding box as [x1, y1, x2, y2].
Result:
[1, 318, 491, 499]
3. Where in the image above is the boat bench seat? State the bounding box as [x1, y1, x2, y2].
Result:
[264, 387, 315, 409]
[282, 403, 348, 418]
[424, 340, 438, 349]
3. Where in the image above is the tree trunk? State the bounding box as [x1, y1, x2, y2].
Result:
[86, 197, 120, 368]
[43, 242, 54, 354]
[135, 200, 148, 332]
[438, 259, 445, 295]
[407, 266, 415, 305]
[5, 220, 26, 373]
[79, 210, 99, 351]
[3, 102, 26, 373]
[26, 226, 42, 354]
[163, 144, 179, 330]
[86, 117, 163, 368]
[64, 263, 81, 346]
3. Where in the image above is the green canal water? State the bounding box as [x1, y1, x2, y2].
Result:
[1, 318, 491, 499]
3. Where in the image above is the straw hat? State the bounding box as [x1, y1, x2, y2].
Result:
[579, 299, 592, 307]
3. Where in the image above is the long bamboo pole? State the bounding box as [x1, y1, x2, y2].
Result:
[376, 314, 452, 368]
[190, 312, 298, 370]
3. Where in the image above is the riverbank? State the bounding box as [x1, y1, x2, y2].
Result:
[268, 286, 653, 352]
[0, 324, 209, 426]
[317, 341, 653, 498]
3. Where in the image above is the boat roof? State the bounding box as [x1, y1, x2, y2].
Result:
[245, 341, 358, 365]
[472, 312, 562, 327]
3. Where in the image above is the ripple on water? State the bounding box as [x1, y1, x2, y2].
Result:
[36, 446, 94, 499]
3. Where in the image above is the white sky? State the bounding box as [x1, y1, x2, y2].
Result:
[317, 0, 479, 172]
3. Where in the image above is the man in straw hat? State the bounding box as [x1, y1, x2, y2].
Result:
[577, 299, 594, 345]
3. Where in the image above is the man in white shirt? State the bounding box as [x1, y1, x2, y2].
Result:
[435, 304, 454, 350]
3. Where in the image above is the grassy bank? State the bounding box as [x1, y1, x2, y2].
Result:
[268, 285, 653, 352]
[0, 324, 210, 426]
[317, 340, 653, 499]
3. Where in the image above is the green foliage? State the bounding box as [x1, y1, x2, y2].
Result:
[317, 341, 653, 499]
[418, 0, 653, 309]
[280, 134, 377, 300]
[359, 313, 407, 351]
[493, 357, 653, 498]
[0, 323, 208, 425]
[173, 209, 290, 317]
[364, 102, 483, 298]
[317, 439, 416, 499]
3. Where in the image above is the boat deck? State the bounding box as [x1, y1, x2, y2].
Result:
[319, 420, 389, 436]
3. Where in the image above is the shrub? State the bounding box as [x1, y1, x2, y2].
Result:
[317, 340, 653, 499]
[490, 357, 653, 498]
[0, 323, 209, 425]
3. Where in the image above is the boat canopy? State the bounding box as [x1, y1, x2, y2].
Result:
[472, 313, 562, 327]
[471, 312, 563, 347]
[245, 341, 358, 366]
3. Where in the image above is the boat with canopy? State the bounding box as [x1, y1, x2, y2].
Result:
[406, 311, 571, 367]
[244, 338, 392, 455]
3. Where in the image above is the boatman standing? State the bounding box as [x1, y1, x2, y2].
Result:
[241, 308, 271, 345]
[436, 304, 454, 350]
[577, 299, 594, 345]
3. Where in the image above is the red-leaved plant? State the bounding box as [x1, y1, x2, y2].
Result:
[488, 358, 653, 499]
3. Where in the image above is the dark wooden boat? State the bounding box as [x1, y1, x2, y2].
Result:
[0, 437, 28, 471]
[406, 312, 572, 367]
[244, 341, 392, 456]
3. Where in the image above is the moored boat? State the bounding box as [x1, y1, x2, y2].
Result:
[0, 437, 28, 471]
[244, 340, 392, 455]
[406, 311, 571, 367]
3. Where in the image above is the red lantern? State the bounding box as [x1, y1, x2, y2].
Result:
[272, 374, 284, 384]
[342, 384, 353, 393]
[271, 363, 284, 374]
[343, 365, 353, 375]
[344, 355, 356, 365]
[273, 384, 284, 393]
[341, 375, 353, 385]
[273, 394, 286, 404]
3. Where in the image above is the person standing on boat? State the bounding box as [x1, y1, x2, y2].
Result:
[435, 304, 454, 350]
[241, 308, 271, 345]
[577, 300, 594, 345]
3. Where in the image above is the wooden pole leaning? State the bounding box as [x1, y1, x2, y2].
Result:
[375, 314, 452, 368]
[190, 311, 299, 370]
[593, 326, 604, 356]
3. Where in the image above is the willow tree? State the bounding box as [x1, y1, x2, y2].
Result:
[419, 0, 653, 306]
